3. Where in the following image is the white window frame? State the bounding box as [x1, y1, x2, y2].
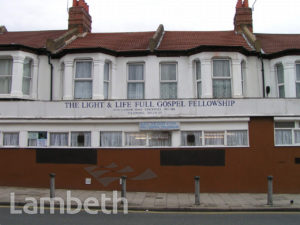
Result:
[125, 132, 147, 147]
[204, 130, 225, 146]
[100, 131, 123, 147]
[274, 121, 300, 146]
[3, 132, 19, 147]
[49, 132, 69, 147]
[127, 62, 145, 99]
[226, 130, 249, 146]
[181, 131, 203, 146]
[125, 131, 172, 147]
[241, 60, 246, 96]
[71, 131, 91, 147]
[28, 131, 48, 147]
[25, 131, 93, 148]
[181, 130, 249, 147]
[60, 63, 65, 100]
[104, 62, 111, 100]
[296, 63, 300, 98]
[195, 60, 202, 98]
[212, 59, 232, 98]
[0, 57, 13, 95]
[160, 62, 178, 99]
[295, 125, 300, 144]
[275, 63, 285, 98]
[22, 57, 33, 96]
[74, 59, 93, 99]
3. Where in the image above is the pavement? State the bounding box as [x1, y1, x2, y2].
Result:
[1, 186, 300, 212]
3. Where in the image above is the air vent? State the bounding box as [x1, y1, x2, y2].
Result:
[187, 134, 195, 144]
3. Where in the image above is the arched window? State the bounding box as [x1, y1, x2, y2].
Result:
[0, 56, 13, 94]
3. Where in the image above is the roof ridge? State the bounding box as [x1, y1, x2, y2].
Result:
[164, 30, 235, 33]
[89, 31, 156, 35]
[5, 29, 67, 33]
[255, 33, 300, 35]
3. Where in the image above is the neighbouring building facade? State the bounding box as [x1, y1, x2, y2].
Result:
[0, 0, 300, 193]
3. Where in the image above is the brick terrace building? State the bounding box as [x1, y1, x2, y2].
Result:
[0, 0, 300, 193]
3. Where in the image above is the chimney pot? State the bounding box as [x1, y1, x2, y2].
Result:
[0, 26, 8, 34]
[84, 2, 88, 12]
[78, 0, 84, 7]
[236, 0, 243, 8]
[243, 0, 249, 8]
[73, 0, 77, 7]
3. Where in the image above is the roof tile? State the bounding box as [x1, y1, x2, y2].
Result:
[1, 29, 300, 55]
[158, 31, 252, 51]
[64, 32, 155, 51]
[0, 30, 67, 49]
[255, 33, 300, 54]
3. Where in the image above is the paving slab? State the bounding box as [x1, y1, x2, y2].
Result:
[1, 186, 300, 212]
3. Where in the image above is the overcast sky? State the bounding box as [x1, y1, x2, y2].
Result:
[0, 0, 299, 34]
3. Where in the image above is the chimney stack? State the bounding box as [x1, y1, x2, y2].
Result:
[0, 26, 7, 34]
[68, 0, 92, 33]
[234, 0, 253, 33]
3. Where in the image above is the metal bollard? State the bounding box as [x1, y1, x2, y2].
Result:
[49, 173, 56, 199]
[194, 176, 200, 205]
[121, 176, 127, 198]
[267, 176, 273, 206]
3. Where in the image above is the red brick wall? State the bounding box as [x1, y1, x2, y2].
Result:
[0, 117, 300, 193]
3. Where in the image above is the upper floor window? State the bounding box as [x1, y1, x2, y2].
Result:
[205, 131, 225, 145]
[22, 58, 32, 95]
[100, 131, 122, 147]
[125, 131, 171, 147]
[127, 63, 144, 99]
[227, 130, 248, 146]
[276, 64, 285, 98]
[104, 62, 110, 100]
[27, 131, 91, 147]
[181, 131, 202, 146]
[74, 60, 92, 99]
[71, 132, 91, 147]
[212, 59, 232, 98]
[195, 61, 201, 98]
[160, 63, 177, 99]
[274, 121, 300, 146]
[50, 132, 69, 147]
[181, 130, 248, 147]
[60, 63, 65, 100]
[3, 132, 19, 147]
[28, 131, 47, 147]
[296, 63, 300, 98]
[0, 57, 13, 94]
[241, 60, 246, 96]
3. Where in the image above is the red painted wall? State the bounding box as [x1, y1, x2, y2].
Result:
[0, 117, 300, 193]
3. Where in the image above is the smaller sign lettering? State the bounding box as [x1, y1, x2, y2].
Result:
[139, 122, 180, 131]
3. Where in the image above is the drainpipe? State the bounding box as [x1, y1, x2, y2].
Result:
[259, 52, 266, 98]
[48, 54, 53, 101]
